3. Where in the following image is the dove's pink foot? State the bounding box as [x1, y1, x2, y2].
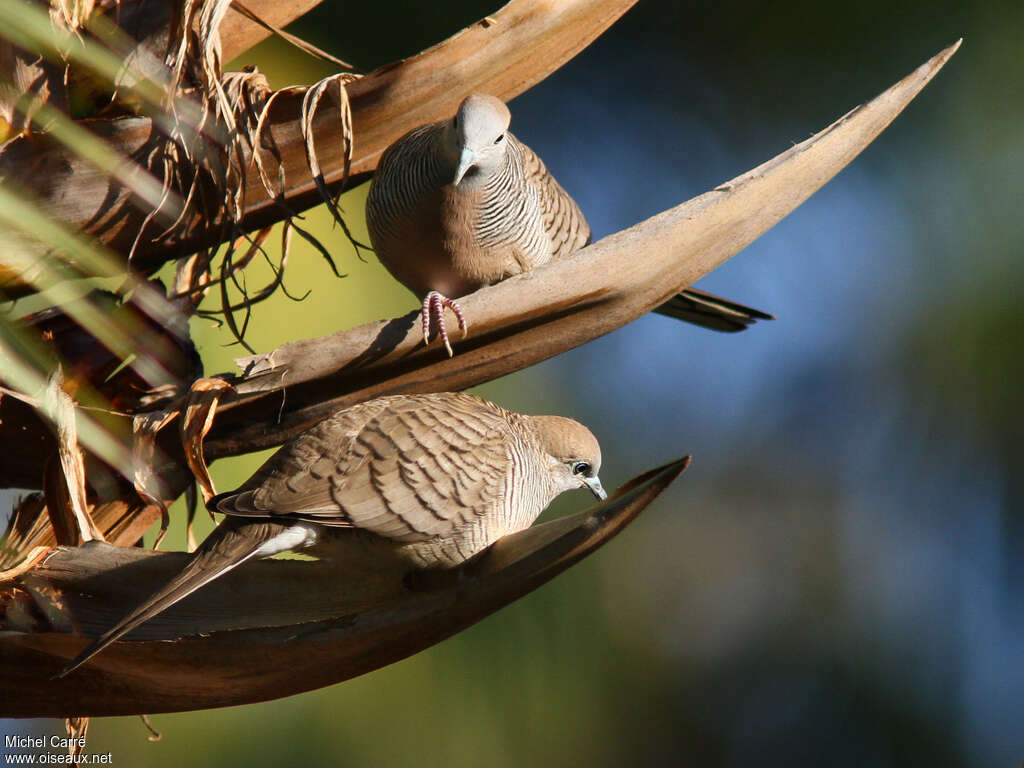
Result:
[422, 291, 468, 357]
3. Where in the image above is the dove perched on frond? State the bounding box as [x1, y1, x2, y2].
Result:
[366, 93, 772, 355]
[58, 392, 604, 676]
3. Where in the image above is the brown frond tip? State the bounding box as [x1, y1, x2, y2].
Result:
[0, 494, 49, 574]
[300, 73, 371, 261]
[64, 717, 89, 761]
[180, 376, 234, 507]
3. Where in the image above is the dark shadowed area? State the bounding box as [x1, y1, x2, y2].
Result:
[4, 1, 1021, 766]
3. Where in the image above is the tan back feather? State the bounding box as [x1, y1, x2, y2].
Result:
[217, 393, 520, 544]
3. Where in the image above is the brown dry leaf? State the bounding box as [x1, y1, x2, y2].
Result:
[43, 370, 103, 543]
[139, 714, 162, 741]
[0, 494, 50, 571]
[302, 74, 356, 202]
[131, 409, 177, 547]
[199, 0, 237, 130]
[221, 67, 274, 217]
[0, 40, 68, 137]
[300, 72, 365, 258]
[50, 0, 96, 33]
[0, 546, 51, 582]
[126, 2, 270, 266]
[42, 458, 80, 546]
[90, 498, 166, 547]
[64, 716, 89, 759]
[170, 248, 217, 315]
[180, 377, 234, 504]
[170, 226, 272, 314]
[189, 68, 329, 350]
[252, 84, 297, 199]
[1, 493, 163, 572]
[250, 72, 364, 282]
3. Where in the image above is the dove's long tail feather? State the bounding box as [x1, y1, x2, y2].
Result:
[655, 288, 774, 333]
[57, 520, 290, 677]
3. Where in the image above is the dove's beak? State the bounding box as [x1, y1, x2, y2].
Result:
[584, 475, 607, 501]
[454, 148, 477, 185]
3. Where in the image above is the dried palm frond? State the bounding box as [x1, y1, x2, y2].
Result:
[2, 457, 690, 716]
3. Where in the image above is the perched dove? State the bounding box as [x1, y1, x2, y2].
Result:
[59, 392, 605, 675]
[366, 93, 772, 355]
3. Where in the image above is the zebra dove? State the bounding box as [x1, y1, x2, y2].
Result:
[58, 392, 604, 675]
[366, 93, 772, 355]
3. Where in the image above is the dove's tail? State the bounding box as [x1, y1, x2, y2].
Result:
[655, 288, 774, 333]
[56, 519, 289, 678]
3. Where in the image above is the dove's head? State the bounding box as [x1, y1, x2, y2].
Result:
[446, 94, 512, 186]
[526, 415, 606, 502]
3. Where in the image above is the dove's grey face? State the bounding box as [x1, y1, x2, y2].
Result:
[527, 415, 606, 501]
[447, 94, 512, 186]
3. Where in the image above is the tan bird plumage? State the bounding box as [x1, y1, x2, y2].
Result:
[366, 93, 772, 355]
[58, 392, 604, 676]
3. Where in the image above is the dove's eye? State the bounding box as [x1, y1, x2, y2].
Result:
[571, 461, 591, 476]
[494, 134, 504, 144]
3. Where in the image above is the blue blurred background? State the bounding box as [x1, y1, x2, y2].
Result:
[5, 0, 1023, 765]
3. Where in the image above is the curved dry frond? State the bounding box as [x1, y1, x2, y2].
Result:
[1, 457, 689, 717]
